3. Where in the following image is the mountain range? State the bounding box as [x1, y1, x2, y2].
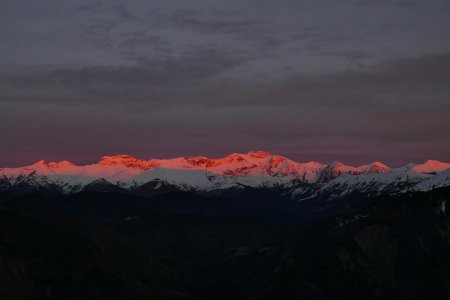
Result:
[1, 152, 450, 299]
[1, 151, 449, 199]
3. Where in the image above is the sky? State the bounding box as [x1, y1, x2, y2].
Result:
[1, 0, 450, 167]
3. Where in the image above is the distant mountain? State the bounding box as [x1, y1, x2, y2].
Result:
[1, 152, 449, 200]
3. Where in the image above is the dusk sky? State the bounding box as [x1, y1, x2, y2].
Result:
[1, 0, 450, 167]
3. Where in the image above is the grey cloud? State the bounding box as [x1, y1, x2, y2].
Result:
[75, 4, 281, 66]
[318, 51, 375, 71]
[320, 50, 374, 60]
[77, 2, 138, 21]
[119, 32, 164, 48]
[1, 52, 449, 115]
[305, 35, 355, 52]
[82, 20, 118, 48]
[291, 28, 357, 53]
[76, 2, 106, 13]
[0, 47, 251, 107]
[77, 2, 142, 50]
[155, 8, 286, 57]
[117, 30, 173, 60]
[0, 49, 450, 129]
[356, 0, 418, 8]
[235, 53, 450, 108]
[166, 9, 264, 35]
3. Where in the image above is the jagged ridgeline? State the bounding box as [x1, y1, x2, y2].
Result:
[1, 151, 449, 198]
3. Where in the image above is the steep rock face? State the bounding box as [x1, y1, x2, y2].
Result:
[82, 178, 127, 193]
[309, 170, 428, 201]
[316, 161, 359, 182]
[0, 176, 11, 191]
[99, 155, 159, 170]
[133, 179, 187, 197]
[316, 161, 392, 183]
[411, 169, 450, 191]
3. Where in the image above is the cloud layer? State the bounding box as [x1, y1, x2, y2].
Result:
[1, 0, 449, 166]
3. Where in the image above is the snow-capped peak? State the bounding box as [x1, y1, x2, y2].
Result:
[411, 160, 450, 174]
[355, 162, 391, 174]
[98, 155, 157, 170]
[247, 151, 273, 158]
[47, 161, 75, 169]
[316, 161, 356, 182]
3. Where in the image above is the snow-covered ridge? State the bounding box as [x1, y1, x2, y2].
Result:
[1, 151, 449, 195]
[409, 169, 450, 192]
